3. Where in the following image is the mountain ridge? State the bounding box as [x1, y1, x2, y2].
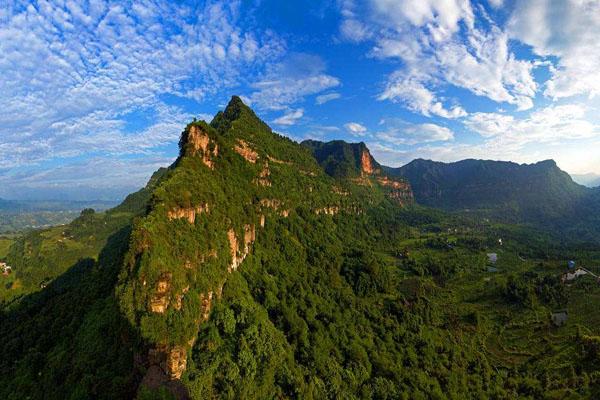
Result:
[304, 139, 591, 225]
[116, 97, 419, 393]
[3, 97, 600, 399]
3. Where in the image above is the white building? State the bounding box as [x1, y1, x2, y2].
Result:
[561, 268, 595, 283]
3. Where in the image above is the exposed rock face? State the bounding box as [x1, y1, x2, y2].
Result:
[227, 224, 256, 272]
[166, 347, 188, 380]
[260, 198, 282, 209]
[259, 198, 290, 217]
[234, 139, 259, 163]
[332, 186, 349, 196]
[255, 161, 271, 187]
[315, 205, 363, 216]
[315, 206, 340, 216]
[188, 125, 218, 168]
[199, 291, 213, 322]
[227, 229, 238, 271]
[388, 188, 414, 206]
[167, 204, 209, 224]
[352, 176, 374, 187]
[173, 286, 189, 311]
[150, 273, 172, 313]
[377, 177, 414, 206]
[148, 344, 188, 381]
[376, 176, 404, 189]
[361, 149, 376, 175]
[267, 155, 292, 165]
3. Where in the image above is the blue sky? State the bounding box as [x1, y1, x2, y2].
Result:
[1, 0, 600, 200]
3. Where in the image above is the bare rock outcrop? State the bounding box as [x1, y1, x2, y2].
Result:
[377, 176, 414, 206]
[199, 291, 213, 322]
[234, 139, 259, 163]
[332, 186, 349, 196]
[360, 148, 376, 175]
[255, 161, 271, 187]
[267, 155, 292, 165]
[227, 224, 256, 272]
[188, 125, 218, 169]
[148, 344, 188, 381]
[315, 206, 340, 216]
[173, 286, 190, 311]
[149, 273, 172, 313]
[167, 204, 209, 224]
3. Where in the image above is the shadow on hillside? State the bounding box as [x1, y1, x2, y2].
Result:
[0, 226, 182, 399]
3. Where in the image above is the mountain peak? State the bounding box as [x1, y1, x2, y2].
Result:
[211, 95, 270, 135]
[534, 159, 558, 168]
[223, 95, 247, 120]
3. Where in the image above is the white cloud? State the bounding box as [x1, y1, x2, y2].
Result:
[508, 0, 600, 100]
[435, 28, 537, 110]
[247, 53, 340, 110]
[370, 0, 473, 41]
[344, 122, 368, 136]
[341, 0, 537, 114]
[379, 75, 468, 118]
[316, 92, 341, 105]
[369, 103, 600, 171]
[376, 119, 454, 145]
[273, 109, 304, 126]
[0, 0, 284, 171]
[340, 18, 373, 42]
[0, 155, 174, 201]
[465, 104, 598, 144]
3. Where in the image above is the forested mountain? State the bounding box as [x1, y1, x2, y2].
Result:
[301, 139, 383, 178]
[3, 98, 600, 399]
[386, 158, 588, 221]
[303, 142, 600, 238]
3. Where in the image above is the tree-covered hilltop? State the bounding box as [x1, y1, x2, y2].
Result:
[3, 97, 600, 399]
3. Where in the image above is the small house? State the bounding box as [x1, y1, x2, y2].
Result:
[2, 265, 12, 276]
[551, 310, 568, 327]
[487, 253, 498, 264]
[561, 268, 589, 283]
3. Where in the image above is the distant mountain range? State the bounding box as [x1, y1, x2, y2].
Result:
[571, 173, 600, 187]
[0, 199, 119, 233]
[304, 141, 600, 241]
[386, 158, 587, 221]
[0, 199, 118, 212]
